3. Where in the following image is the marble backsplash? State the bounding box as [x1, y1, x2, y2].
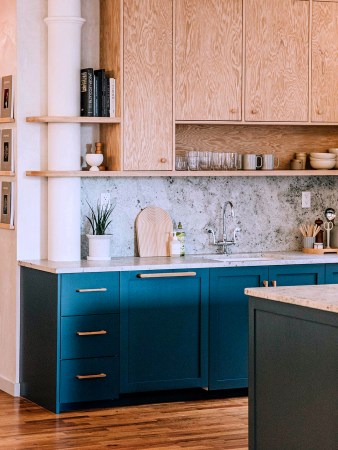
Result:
[81, 176, 338, 258]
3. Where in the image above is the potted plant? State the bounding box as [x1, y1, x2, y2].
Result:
[86, 201, 114, 260]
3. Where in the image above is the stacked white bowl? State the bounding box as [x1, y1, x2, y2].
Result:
[309, 151, 336, 170]
[328, 148, 338, 169]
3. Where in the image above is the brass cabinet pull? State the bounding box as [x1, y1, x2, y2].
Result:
[230, 108, 238, 113]
[160, 157, 167, 163]
[76, 288, 107, 293]
[271, 280, 277, 287]
[76, 373, 107, 380]
[76, 330, 107, 336]
[251, 108, 258, 114]
[137, 272, 196, 279]
[263, 280, 268, 287]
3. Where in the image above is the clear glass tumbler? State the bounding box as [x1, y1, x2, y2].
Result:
[211, 152, 224, 170]
[187, 150, 199, 170]
[223, 152, 238, 170]
[175, 155, 188, 171]
[199, 151, 211, 170]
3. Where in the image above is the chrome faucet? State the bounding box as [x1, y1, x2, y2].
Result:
[207, 201, 241, 254]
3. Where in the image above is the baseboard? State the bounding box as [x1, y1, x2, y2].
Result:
[0, 376, 20, 397]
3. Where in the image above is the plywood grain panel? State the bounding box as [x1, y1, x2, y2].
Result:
[176, 124, 338, 169]
[175, 0, 242, 121]
[123, 0, 173, 171]
[312, 1, 338, 123]
[245, 0, 309, 122]
[100, 0, 122, 170]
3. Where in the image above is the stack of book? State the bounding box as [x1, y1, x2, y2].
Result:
[81, 68, 116, 117]
[1, 75, 14, 119]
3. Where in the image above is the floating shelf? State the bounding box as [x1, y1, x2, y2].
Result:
[0, 118, 15, 124]
[26, 116, 121, 124]
[25, 170, 338, 178]
[176, 120, 338, 126]
[0, 171, 15, 177]
[0, 223, 14, 230]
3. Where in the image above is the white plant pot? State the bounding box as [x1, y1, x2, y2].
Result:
[87, 234, 112, 261]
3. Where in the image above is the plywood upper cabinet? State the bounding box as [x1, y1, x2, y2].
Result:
[312, 1, 338, 123]
[123, 0, 173, 171]
[175, 0, 242, 121]
[245, 0, 309, 122]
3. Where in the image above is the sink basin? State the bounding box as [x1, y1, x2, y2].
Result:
[203, 253, 276, 262]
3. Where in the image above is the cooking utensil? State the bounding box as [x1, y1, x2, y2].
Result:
[135, 206, 173, 257]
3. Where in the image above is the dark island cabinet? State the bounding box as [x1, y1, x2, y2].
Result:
[20, 268, 120, 413]
[120, 269, 209, 393]
[209, 264, 325, 391]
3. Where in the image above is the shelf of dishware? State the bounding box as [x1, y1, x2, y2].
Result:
[0, 223, 14, 230]
[25, 170, 338, 178]
[26, 116, 121, 124]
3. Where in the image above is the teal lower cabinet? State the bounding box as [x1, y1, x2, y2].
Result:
[208, 264, 325, 391]
[268, 264, 325, 287]
[209, 266, 269, 390]
[325, 263, 338, 283]
[20, 268, 120, 413]
[120, 269, 209, 393]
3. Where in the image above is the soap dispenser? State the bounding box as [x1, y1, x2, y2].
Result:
[176, 222, 186, 256]
[170, 233, 181, 256]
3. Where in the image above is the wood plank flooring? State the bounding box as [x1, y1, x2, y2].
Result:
[0, 391, 248, 449]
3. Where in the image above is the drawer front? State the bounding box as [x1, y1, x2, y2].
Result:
[61, 314, 119, 359]
[60, 357, 119, 404]
[61, 273, 119, 316]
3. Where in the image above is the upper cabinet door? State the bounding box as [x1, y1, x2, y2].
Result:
[312, 1, 338, 123]
[123, 0, 173, 171]
[245, 0, 309, 122]
[175, 0, 242, 121]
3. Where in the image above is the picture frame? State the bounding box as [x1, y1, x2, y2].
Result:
[0, 129, 13, 171]
[0, 181, 14, 225]
[1, 75, 14, 119]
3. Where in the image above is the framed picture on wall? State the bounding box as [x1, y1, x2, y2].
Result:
[0, 129, 14, 171]
[1, 75, 14, 119]
[0, 181, 14, 225]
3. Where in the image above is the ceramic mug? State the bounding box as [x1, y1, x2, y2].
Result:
[262, 154, 279, 170]
[243, 154, 262, 170]
[290, 159, 302, 170]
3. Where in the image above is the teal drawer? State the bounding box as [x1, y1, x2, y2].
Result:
[61, 314, 119, 359]
[60, 273, 119, 316]
[60, 357, 119, 404]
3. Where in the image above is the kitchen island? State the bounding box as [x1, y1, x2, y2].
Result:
[245, 284, 338, 450]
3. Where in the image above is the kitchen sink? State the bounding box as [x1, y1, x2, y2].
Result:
[202, 253, 276, 262]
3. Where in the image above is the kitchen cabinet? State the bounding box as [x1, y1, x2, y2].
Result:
[120, 269, 209, 393]
[20, 269, 120, 413]
[123, 0, 173, 171]
[312, 1, 338, 123]
[175, 0, 242, 121]
[245, 0, 309, 122]
[324, 263, 338, 284]
[209, 264, 324, 391]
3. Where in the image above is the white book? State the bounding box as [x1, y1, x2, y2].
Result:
[109, 78, 116, 118]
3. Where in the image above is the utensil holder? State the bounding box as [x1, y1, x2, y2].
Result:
[303, 237, 315, 249]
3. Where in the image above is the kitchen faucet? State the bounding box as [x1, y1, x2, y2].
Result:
[207, 201, 241, 254]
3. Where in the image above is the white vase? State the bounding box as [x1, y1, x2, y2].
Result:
[87, 234, 112, 261]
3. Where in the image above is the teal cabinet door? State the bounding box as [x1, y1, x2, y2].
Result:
[120, 269, 209, 393]
[325, 263, 338, 284]
[268, 264, 325, 287]
[209, 266, 269, 390]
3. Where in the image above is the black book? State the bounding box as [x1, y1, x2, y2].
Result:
[94, 69, 105, 117]
[80, 68, 94, 117]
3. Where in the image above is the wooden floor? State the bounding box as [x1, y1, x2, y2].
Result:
[0, 391, 248, 449]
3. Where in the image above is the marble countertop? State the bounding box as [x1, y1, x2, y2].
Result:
[19, 250, 338, 274]
[245, 284, 338, 314]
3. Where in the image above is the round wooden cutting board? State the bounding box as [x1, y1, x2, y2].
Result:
[135, 206, 173, 257]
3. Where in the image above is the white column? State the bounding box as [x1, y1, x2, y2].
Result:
[45, 0, 85, 261]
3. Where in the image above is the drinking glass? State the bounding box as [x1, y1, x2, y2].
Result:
[199, 151, 211, 170]
[187, 150, 199, 170]
[211, 152, 223, 170]
[223, 152, 238, 170]
[175, 155, 188, 171]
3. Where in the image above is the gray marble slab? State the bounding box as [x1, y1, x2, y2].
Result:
[245, 284, 338, 314]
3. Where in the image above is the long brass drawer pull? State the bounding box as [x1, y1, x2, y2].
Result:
[76, 373, 107, 380]
[137, 272, 197, 279]
[76, 330, 107, 336]
[76, 288, 107, 293]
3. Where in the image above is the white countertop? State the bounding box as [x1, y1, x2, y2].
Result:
[19, 250, 338, 274]
[245, 284, 338, 314]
